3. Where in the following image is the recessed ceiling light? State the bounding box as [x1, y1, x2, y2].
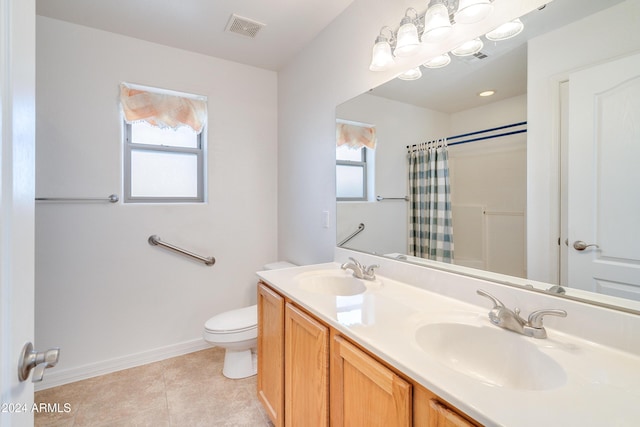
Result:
[478, 90, 496, 97]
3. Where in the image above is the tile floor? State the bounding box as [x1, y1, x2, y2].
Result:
[34, 347, 272, 427]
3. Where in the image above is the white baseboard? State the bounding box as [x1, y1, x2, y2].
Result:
[35, 339, 211, 391]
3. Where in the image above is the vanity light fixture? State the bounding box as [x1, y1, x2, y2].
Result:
[423, 53, 451, 69]
[423, 0, 453, 43]
[485, 18, 524, 41]
[369, 0, 533, 80]
[397, 67, 423, 81]
[394, 8, 422, 57]
[369, 0, 497, 72]
[454, 0, 494, 24]
[451, 37, 484, 56]
[369, 27, 396, 71]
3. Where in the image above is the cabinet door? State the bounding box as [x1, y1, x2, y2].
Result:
[257, 283, 285, 427]
[414, 384, 480, 427]
[284, 303, 329, 427]
[427, 400, 478, 427]
[331, 335, 412, 427]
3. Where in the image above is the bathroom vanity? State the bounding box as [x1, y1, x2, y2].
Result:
[257, 281, 476, 427]
[256, 253, 640, 427]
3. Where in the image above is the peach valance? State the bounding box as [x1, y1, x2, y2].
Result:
[336, 122, 377, 149]
[119, 83, 207, 134]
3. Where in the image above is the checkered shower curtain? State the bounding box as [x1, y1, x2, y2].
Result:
[408, 139, 454, 263]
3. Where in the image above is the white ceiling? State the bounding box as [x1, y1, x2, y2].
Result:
[35, 0, 356, 71]
[36, 0, 624, 111]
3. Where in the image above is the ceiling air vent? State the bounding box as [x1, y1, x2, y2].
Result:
[225, 14, 265, 39]
[457, 51, 489, 64]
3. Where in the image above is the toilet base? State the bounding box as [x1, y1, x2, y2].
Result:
[222, 348, 257, 379]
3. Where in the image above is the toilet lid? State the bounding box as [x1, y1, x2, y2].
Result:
[205, 304, 257, 333]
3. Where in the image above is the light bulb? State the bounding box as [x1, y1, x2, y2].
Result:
[369, 37, 394, 71]
[423, 2, 452, 43]
[451, 38, 483, 56]
[394, 16, 420, 57]
[398, 67, 422, 81]
[454, 0, 493, 24]
[423, 53, 451, 69]
[486, 18, 524, 41]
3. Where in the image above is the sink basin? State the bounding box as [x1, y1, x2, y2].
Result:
[415, 322, 566, 390]
[294, 270, 367, 296]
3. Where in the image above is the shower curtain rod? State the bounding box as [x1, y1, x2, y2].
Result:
[407, 121, 527, 150]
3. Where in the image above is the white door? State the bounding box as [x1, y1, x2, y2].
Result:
[1, 0, 36, 425]
[567, 52, 640, 300]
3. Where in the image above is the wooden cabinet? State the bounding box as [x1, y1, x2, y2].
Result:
[257, 281, 480, 427]
[258, 282, 329, 427]
[284, 303, 329, 427]
[257, 283, 284, 427]
[331, 334, 412, 427]
[414, 383, 481, 427]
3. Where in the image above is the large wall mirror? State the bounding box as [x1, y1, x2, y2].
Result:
[336, 0, 640, 313]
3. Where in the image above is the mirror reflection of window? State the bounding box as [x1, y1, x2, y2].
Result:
[336, 121, 377, 201]
[336, 145, 367, 200]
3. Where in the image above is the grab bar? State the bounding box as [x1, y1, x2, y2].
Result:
[376, 196, 409, 201]
[148, 235, 215, 266]
[338, 223, 365, 247]
[35, 194, 119, 203]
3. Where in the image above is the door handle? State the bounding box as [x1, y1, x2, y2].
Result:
[573, 240, 600, 251]
[18, 342, 60, 382]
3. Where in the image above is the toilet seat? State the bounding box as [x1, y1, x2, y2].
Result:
[204, 305, 258, 342]
[202, 262, 296, 379]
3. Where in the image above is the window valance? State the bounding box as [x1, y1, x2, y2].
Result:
[336, 122, 377, 149]
[119, 83, 207, 134]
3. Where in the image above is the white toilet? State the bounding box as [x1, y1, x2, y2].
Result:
[203, 261, 296, 379]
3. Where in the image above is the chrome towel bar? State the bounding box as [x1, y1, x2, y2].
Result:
[148, 235, 215, 266]
[376, 196, 409, 201]
[35, 194, 119, 203]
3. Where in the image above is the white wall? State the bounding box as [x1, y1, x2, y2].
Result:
[35, 16, 278, 387]
[527, 0, 640, 284]
[336, 93, 449, 255]
[449, 95, 527, 276]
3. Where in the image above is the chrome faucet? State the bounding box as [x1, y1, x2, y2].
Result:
[341, 257, 379, 281]
[477, 289, 567, 339]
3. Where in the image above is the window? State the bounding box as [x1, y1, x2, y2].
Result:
[336, 121, 376, 201]
[336, 145, 367, 200]
[124, 122, 204, 202]
[120, 83, 206, 203]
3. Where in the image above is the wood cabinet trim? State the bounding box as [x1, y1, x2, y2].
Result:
[331, 334, 412, 427]
[284, 303, 330, 427]
[414, 382, 482, 427]
[335, 335, 398, 395]
[257, 283, 285, 427]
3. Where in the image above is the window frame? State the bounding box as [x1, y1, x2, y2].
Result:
[336, 146, 368, 202]
[123, 121, 205, 203]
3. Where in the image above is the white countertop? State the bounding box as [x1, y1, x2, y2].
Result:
[257, 262, 640, 427]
